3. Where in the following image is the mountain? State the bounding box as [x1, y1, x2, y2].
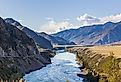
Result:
[53, 21, 121, 45]
[38, 32, 75, 45]
[5, 18, 53, 49]
[109, 41, 121, 45]
[0, 17, 51, 80]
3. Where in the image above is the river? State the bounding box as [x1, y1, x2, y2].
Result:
[24, 50, 83, 82]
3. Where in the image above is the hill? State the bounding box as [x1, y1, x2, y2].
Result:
[53, 21, 121, 45]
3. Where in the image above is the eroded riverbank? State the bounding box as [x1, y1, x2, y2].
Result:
[67, 47, 121, 82]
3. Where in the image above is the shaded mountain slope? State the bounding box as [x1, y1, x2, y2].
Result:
[38, 32, 75, 45]
[53, 21, 121, 45]
[0, 17, 51, 80]
[5, 18, 53, 49]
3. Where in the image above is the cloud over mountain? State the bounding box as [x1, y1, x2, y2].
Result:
[40, 13, 121, 33]
[77, 13, 121, 25]
[101, 13, 121, 23]
[77, 14, 100, 25]
[40, 20, 73, 33]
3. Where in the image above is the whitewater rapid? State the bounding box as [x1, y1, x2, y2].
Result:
[24, 50, 83, 82]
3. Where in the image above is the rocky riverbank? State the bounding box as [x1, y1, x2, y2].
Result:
[66, 47, 121, 82]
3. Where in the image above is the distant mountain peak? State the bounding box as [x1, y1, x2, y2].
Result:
[5, 18, 22, 27]
[40, 32, 48, 35]
[104, 21, 114, 25]
[0, 17, 4, 20]
[0, 17, 5, 25]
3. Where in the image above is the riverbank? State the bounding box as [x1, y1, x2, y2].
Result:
[66, 46, 121, 82]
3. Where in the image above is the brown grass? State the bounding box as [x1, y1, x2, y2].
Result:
[83, 45, 121, 58]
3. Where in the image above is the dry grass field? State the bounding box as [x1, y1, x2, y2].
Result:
[85, 45, 121, 58]
[67, 45, 121, 81]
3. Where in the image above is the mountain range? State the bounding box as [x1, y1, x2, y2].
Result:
[5, 18, 73, 48]
[5, 18, 53, 49]
[53, 21, 121, 45]
[38, 32, 75, 45]
[4, 18, 121, 46]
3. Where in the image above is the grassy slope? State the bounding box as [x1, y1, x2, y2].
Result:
[67, 45, 121, 82]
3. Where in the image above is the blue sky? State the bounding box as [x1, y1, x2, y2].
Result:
[0, 0, 121, 33]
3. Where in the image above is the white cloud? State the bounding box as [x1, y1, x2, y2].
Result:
[63, 18, 70, 21]
[77, 14, 100, 25]
[39, 13, 121, 33]
[77, 13, 121, 26]
[39, 20, 73, 33]
[101, 13, 121, 23]
[46, 17, 53, 21]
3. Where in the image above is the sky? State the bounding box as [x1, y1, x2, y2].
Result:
[0, 0, 121, 33]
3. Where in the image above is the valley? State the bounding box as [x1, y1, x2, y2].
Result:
[0, 15, 121, 82]
[1, 0, 121, 82]
[24, 50, 83, 82]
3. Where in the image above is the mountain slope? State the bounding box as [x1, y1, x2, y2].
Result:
[53, 21, 121, 45]
[5, 18, 53, 49]
[0, 17, 51, 80]
[38, 32, 75, 45]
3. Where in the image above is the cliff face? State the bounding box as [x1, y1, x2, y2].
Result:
[0, 17, 51, 80]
